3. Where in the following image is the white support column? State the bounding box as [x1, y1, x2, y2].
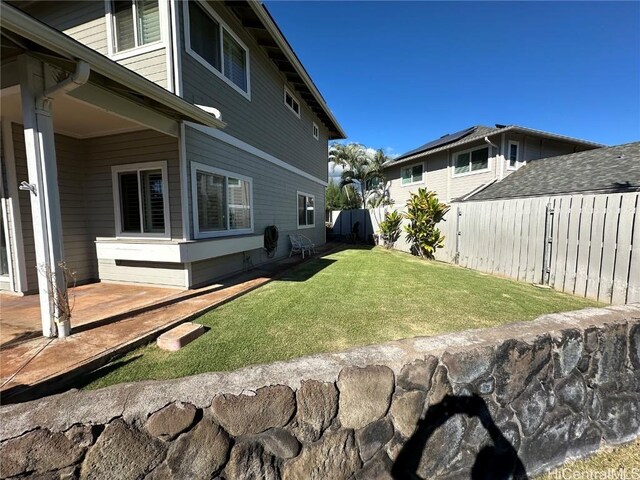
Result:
[18, 55, 67, 338]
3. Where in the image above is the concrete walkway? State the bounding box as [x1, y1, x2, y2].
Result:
[0, 245, 339, 403]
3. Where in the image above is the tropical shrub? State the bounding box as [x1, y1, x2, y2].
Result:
[378, 210, 403, 248]
[404, 188, 450, 259]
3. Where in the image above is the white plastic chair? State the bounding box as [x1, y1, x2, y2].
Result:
[289, 234, 315, 259]
[298, 234, 316, 256]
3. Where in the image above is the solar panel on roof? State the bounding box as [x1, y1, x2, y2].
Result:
[396, 126, 478, 160]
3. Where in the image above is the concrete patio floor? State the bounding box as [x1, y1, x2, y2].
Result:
[1, 283, 181, 346]
[0, 244, 339, 404]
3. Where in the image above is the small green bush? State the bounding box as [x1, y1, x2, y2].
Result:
[378, 210, 403, 248]
[404, 188, 450, 259]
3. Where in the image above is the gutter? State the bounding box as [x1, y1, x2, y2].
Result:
[0, 2, 225, 130]
[41, 60, 90, 100]
[388, 125, 605, 168]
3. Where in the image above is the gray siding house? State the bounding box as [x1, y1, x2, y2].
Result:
[384, 125, 603, 206]
[0, 0, 345, 336]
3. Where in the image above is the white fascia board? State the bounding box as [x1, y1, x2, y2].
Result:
[0, 2, 225, 130]
[95, 235, 263, 263]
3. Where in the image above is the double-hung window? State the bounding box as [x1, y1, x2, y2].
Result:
[112, 162, 169, 238]
[191, 163, 253, 238]
[110, 1, 161, 54]
[453, 146, 490, 176]
[297, 192, 315, 228]
[401, 163, 423, 185]
[186, 1, 250, 97]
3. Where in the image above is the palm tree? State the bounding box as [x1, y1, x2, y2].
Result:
[329, 143, 389, 208]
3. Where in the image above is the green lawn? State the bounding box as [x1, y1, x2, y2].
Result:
[86, 246, 599, 389]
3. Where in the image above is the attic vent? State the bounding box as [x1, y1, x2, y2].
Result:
[440, 133, 450, 138]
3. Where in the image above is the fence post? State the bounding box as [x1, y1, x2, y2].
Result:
[541, 203, 554, 284]
[454, 206, 462, 265]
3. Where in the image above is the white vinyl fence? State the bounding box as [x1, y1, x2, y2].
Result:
[332, 192, 639, 304]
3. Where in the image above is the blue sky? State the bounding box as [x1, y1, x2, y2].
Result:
[266, 1, 640, 157]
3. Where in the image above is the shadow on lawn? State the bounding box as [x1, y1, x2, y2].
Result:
[392, 394, 528, 480]
[276, 258, 338, 282]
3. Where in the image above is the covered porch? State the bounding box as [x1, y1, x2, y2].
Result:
[0, 2, 224, 338]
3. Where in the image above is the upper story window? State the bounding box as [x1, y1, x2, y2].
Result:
[401, 163, 423, 185]
[312, 122, 319, 140]
[507, 141, 521, 170]
[110, 0, 161, 53]
[453, 146, 490, 176]
[284, 87, 300, 117]
[185, 1, 250, 99]
[112, 162, 170, 238]
[191, 163, 253, 238]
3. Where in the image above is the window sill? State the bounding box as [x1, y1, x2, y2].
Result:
[297, 224, 315, 230]
[110, 42, 165, 62]
[401, 181, 424, 187]
[185, 48, 251, 101]
[452, 168, 491, 178]
[95, 234, 263, 263]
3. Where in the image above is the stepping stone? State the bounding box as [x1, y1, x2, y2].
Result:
[157, 322, 205, 351]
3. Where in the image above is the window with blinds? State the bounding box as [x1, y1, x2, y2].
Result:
[192, 164, 253, 238]
[186, 2, 249, 95]
[114, 163, 168, 237]
[297, 193, 315, 228]
[111, 0, 161, 54]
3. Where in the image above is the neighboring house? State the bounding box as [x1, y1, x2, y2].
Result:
[435, 142, 640, 304]
[463, 141, 640, 202]
[383, 125, 604, 206]
[0, 0, 345, 336]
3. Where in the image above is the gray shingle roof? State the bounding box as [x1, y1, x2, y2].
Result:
[465, 142, 640, 202]
[386, 124, 605, 168]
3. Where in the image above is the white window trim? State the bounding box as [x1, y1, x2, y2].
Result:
[191, 162, 254, 239]
[312, 122, 319, 140]
[506, 140, 523, 171]
[400, 162, 424, 187]
[284, 86, 301, 118]
[183, 0, 251, 100]
[452, 145, 492, 178]
[111, 161, 171, 239]
[296, 191, 315, 229]
[105, 0, 169, 61]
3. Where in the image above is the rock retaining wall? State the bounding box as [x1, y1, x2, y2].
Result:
[1, 305, 639, 479]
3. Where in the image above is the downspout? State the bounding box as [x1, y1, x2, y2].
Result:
[499, 133, 506, 181]
[484, 136, 499, 183]
[36, 60, 90, 338]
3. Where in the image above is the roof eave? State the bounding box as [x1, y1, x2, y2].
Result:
[248, 2, 346, 140]
[0, 2, 226, 130]
[386, 125, 606, 169]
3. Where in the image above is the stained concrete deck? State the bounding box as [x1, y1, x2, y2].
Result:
[0, 245, 339, 404]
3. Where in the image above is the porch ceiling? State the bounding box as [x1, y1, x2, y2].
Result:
[1, 87, 145, 139]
